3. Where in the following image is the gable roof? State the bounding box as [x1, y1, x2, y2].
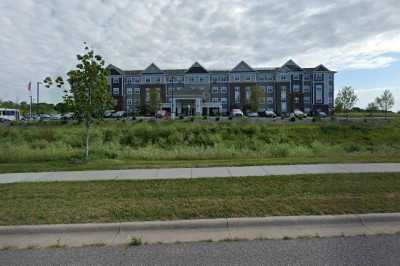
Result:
[232, 61, 254, 72]
[314, 64, 331, 72]
[106, 64, 124, 75]
[186, 62, 208, 74]
[282, 59, 303, 71]
[143, 63, 164, 74]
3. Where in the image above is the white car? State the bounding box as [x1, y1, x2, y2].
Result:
[247, 112, 259, 117]
[264, 110, 277, 118]
[231, 109, 244, 117]
[112, 111, 126, 118]
[294, 109, 306, 118]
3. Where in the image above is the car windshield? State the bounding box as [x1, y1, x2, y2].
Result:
[3, 111, 16, 116]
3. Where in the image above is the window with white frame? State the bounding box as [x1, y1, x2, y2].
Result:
[280, 73, 287, 81]
[267, 74, 274, 81]
[134, 88, 141, 94]
[127, 99, 133, 105]
[304, 85, 310, 93]
[293, 73, 300, 80]
[304, 97, 311, 104]
[328, 96, 333, 104]
[112, 77, 119, 84]
[235, 87, 240, 104]
[293, 84, 300, 93]
[212, 87, 219, 94]
[304, 73, 311, 80]
[220, 87, 227, 94]
[221, 98, 228, 104]
[314, 73, 323, 81]
[234, 74, 240, 81]
[126, 77, 133, 84]
[267, 86, 273, 94]
[112, 88, 119, 95]
[245, 87, 251, 101]
[267, 97, 273, 105]
[212, 76, 218, 82]
[145, 77, 151, 83]
[281, 86, 287, 101]
[315, 84, 323, 104]
[281, 102, 287, 112]
[127, 88, 133, 95]
[212, 98, 219, 103]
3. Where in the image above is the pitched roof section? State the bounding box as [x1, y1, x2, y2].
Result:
[314, 64, 331, 72]
[106, 64, 124, 75]
[232, 61, 254, 72]
[186, 62, 208, 74]
[282, 59, 303, 71]
[143, 63, 164, 74]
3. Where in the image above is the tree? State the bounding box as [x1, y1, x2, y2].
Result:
[44, 43, 114, 159]
[366, 102, 379, 117]
[375, 89, 395, 119]
[249, 86, 264, 112]
[335, 86, 358, 118]
[148, 88, 160, 115]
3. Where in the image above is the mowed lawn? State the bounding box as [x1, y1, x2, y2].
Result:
[1, 173, 400, 226]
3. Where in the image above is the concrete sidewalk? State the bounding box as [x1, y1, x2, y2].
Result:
[1, 163, 400, 184]
[1, 213, 399, 249]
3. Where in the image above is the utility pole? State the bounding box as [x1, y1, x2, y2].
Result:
[171, 76, 175, 120]
[36, 82, 42, 115]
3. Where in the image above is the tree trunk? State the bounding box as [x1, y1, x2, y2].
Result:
[85, 119, 90, 159]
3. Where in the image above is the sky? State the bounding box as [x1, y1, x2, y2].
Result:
[0, 0, 399, 111]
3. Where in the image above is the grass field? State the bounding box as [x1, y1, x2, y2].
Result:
[0, 118, 400, 172]
[1, 172, 400, 225]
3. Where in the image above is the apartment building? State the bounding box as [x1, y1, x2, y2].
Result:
[107, 60, 335, 116]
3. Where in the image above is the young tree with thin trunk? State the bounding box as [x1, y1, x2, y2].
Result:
[375, 89, 395, 120]
[148, 88, 160, 115]
[366, 102, 379, 117]
[249, 86, 264, 112]
[335, 86, 358, 119]
[44, 43, 114, 159]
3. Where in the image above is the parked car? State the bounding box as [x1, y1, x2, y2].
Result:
[112, 111, 126, 119]
[316, 111, 328, 118]
[156, 110, 170, 119]
[231, 109, 244, 117]
[39, 114, 51, 121]
[51, 114, 62, 120]
[294, 109, 306, 118]
[62, 112, 75, 120]
[247, 112, 259, 117]
[264, 110, 277, 118]
[104, 110, 115, 118]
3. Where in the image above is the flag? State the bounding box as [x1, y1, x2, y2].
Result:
[27, 81, 32, 92]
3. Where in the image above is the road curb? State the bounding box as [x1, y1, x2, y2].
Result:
[1, 213, 400, 249]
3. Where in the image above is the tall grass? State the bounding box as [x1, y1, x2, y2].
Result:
[0, 119, 399, 163]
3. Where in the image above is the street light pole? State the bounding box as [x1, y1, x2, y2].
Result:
[36, 82, 42, 115]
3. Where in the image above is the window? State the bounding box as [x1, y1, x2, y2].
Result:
[293, 73, 300, 80]
[281, 102, 287, 112]
[113, 88, 119, 95]
[212, 87, 219, 94]
[328, 96, 333, 104]
[127, 88, 133, 95]
[304, 85, 310, 93]
[267, 86, 273, 94]
[126, 77, 133, 84]
[134, 88, 141, 94]
[266, 74, 274, 81]
[293, 84, 300, 93]
[220, 87, 227, 94]
[127, 99, 133, 105]
[221, 98, 228, 104]
[212, 76, 218, 82]
[235, 87, 240, 104]
[314, 73, 323, 81]
[280, 73, 287, 81]
[245, 87, 251, 101]
[267, 97, 273, 105]
[112, 77, 119, 84]
[304, 97, 311, 104]
[315, 84, 323, 104]
[281, 86, 287, 101]
[329, 74, 334, 81]
[304, 73, 312, 81]
[145, 77, 151, 83]
[212, 98, 219, 103]
[234, 74, 240, 81]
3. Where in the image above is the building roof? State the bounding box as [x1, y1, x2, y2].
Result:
[232, 61, 255, 72]
[282, 59, 303, 71]
[186, 62, 208, 74]
[143, 63, 164, 74]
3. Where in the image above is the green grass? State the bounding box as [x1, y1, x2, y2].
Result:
[0, 119, 400, 173]
[1, 172, 400, 226]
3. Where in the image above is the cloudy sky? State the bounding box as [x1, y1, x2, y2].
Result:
[1, 0, 400, 110]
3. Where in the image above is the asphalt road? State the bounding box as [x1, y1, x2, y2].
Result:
[1, 235, 400, 266]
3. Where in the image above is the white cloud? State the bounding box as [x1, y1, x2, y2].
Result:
[0, 0, 400, 103]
